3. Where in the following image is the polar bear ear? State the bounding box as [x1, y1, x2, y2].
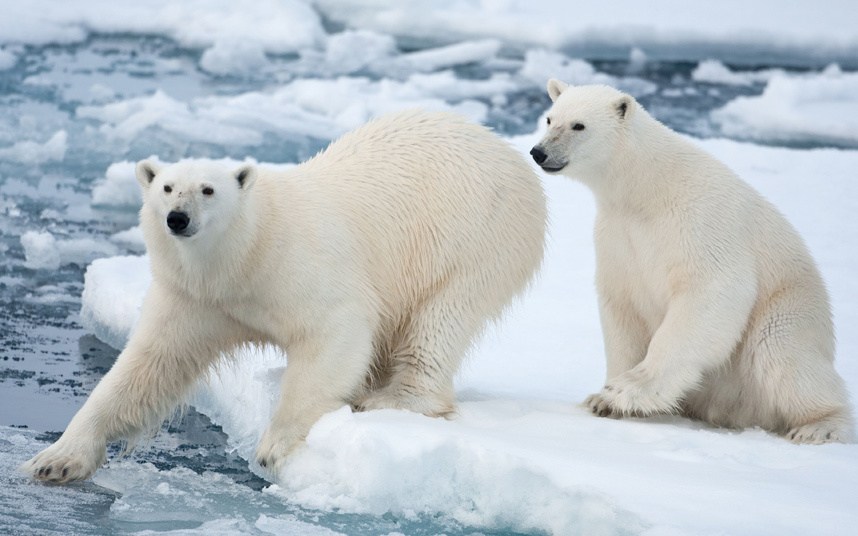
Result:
[135, 159, 161, 190]
[546, 79, 568, 102]
[234, 164, 257, 190]
[615, 95, 633, 121]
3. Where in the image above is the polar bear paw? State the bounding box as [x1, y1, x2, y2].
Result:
[255, 425, 303, 472]
[21, 434, 106, 484]
[585, 368, 680, 418]
[787, 415, 852, 445]
[355, 387, 456, 419]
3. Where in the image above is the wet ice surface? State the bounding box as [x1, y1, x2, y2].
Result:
[2, 2, 858, 534]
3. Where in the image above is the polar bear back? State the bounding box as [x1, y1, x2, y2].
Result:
[258, 110, 546, 322]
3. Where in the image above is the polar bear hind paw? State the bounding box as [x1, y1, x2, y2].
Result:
[355, 387, 456, 419]
[786, 414, 852, 444]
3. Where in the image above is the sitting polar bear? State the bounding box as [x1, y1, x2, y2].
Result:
[531, 81, 852, 444]
[24, 110, 546, 482]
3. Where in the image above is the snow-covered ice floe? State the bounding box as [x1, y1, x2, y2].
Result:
[78, 134, 858, 536]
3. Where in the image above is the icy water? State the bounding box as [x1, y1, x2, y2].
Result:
[0, 33, 832, 535]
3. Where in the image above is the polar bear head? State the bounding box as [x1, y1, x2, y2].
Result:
[135, 159, 257, 242]
[530, 81, 635, 181]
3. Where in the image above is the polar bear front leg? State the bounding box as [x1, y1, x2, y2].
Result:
[21, 283, 237, 483]
[591, 278, 756, 418]
[256, 318, 374, 471]
[585, 292, 649, 416]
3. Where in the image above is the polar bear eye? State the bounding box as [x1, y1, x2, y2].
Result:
[163, 185, 172, 193]
[572, 123, 586, 131]
[546, 117, 551, 125]
[202, 186, 214, 196]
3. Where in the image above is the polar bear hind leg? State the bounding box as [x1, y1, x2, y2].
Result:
[356, 281, 488, 418]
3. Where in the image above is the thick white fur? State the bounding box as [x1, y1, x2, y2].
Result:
[23, 110, 546, 482]
[534, 81, 853, 444]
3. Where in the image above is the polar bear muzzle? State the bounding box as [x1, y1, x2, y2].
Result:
[529, 145, 566, 173]
[166, 210, 191, 236]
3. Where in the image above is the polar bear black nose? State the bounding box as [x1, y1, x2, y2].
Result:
[167, 211, 190, 232]
[530, 146, 547, 165]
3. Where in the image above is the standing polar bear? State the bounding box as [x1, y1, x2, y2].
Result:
[24, 110, 546, 483]
[531, 81, 852, 443]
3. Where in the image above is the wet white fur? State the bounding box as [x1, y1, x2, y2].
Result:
[535, 81, 852, 443]
[23, 110, 546, 482]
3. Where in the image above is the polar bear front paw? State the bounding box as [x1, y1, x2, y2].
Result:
[255, 425, 302, 472]
[21, 435, 106, 484]
[586, 368, 680, 418]
[584, 392, 621, 418]
[786, 414, 852, 445]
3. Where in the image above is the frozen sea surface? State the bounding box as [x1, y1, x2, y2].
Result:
[1, 2, 857, 535]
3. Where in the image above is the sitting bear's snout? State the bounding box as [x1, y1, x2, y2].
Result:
[166, 211, 190, 234]
[530, 146, 547, 165]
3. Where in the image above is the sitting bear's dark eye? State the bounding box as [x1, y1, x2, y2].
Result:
[572, 123, 585, 131]
[546, 117, 551, 125]
[163, 185, 172, 193]
[202, 187, 214, 196]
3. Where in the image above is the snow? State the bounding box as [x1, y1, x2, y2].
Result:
[78, 133, 858, 535]
[711, 66, 858, 147]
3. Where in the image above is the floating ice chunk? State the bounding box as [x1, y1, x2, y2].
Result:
[79, 78, 490, 148]
[80, 254, 150, 350]
[78, 90, 264, 145]
[0, 130, 66, 164]
[255, 514, 344, 535]
[22, 230, 121, 271]
[92, 160, 143, 208]
[20, 231, 60, 270]
[519, 49, 656, 97]
[691, 59, 783, 86]
[200, 38, 270, 76]
[711, 67, 858, 146]
[520, 49, 600, 86]
[323, 30, 397, 74]
[110, 226, 146, 252]
[406, 70, 517, 101]
[0, 46, 16, 70]
[388, 39, 502, 73]
[88, 82, 116, 101]
[627, 47, 648, 74]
